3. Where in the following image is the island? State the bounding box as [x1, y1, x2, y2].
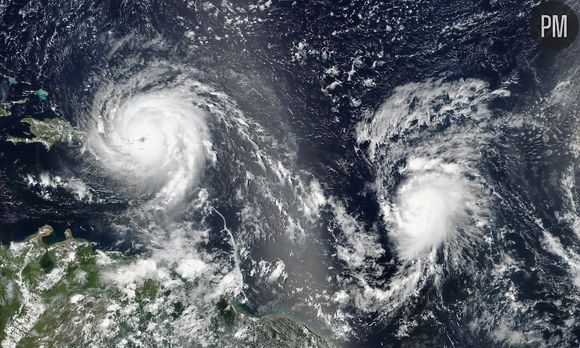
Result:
[6, 117, 84, 150]
[0, 226, 333, 347]
[0, 106, 9, 117]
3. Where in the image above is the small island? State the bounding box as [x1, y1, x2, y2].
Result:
[0, 106, 9, 117]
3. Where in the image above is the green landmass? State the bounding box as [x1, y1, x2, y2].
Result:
[0, 106, 8, 117]
[0, 227, 333, 347]
[6, 117, 84, 150]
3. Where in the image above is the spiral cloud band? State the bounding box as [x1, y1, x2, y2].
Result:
[87, 88, 212, 209]
[391, 158, 471, 260]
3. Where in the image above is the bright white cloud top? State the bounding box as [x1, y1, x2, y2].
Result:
[87, 90, 212, 209]
[391, 158, 473, 260]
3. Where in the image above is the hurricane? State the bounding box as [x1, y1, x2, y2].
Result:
[1, 0, 579, 347]
[390, 157, 475, 260]
[345, 78, 495, 321]
[87, 87, 213, 209]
